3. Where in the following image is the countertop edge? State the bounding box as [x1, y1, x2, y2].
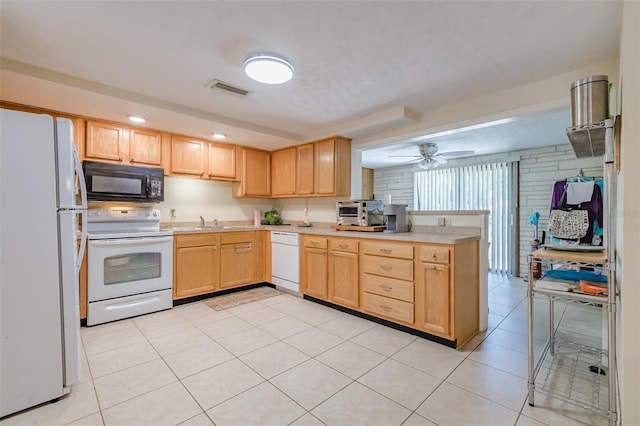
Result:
[168, 225, 480, 244]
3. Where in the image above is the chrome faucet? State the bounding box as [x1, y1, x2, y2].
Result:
[213, 218, 218, 227]
[199, 216, 205, 227]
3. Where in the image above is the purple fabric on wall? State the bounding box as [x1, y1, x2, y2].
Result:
[549, 180, 603, 245]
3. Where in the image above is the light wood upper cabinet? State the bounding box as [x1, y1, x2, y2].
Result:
[271, 147, 297, 197]
[296, 143, 315, 195]
[207, 142, 236, 180]
[314, 136, 351, 197]
[233, 147, 271, 197]
[129, 128, 163, 166]
[362, 167, 374, 200]
[84, 120, 163, 167]
[171, 136, 205, 177]
[269, 137, 351, 198]
[84, 120, 128, 162]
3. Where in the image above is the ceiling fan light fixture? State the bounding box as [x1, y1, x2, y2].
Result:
[418, 159, 429, 170]
[243, 54, 294, 84]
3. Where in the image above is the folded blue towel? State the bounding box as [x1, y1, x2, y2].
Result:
[543, 269, 607, 283]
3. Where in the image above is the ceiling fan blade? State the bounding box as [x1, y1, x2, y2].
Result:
[437, 150, 475, 158]
[388, 155, 423, 158]
[396, 158, 421, 165]
[432, 156, 448, 164]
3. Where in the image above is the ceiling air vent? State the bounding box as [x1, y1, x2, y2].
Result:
[207, 79, 251, 97]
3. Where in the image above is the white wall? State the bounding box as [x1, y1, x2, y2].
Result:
[157, 176, 342, 225]
[158, 176, 274, 224]
[618, 2, 640, 424]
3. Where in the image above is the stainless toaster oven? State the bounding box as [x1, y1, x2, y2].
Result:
[336, 200, 384, 226]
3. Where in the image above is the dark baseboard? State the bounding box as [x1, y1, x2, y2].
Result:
[172, 282, 275, 307]
[303, 295, 457, 349]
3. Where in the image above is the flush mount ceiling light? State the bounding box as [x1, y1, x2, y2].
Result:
[212, 132, 227, 140]
[243, 54, 294, 84]
[127, 115, 146, 123]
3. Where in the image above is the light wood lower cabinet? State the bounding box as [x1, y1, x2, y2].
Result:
[300, 236, 328, 299]
[415, 262, 450, 336]
[174, 233, 220, 299]
[361, 241, 415, 326]
[173, 231, 264, 299]
[414, 241, 479, 345]
[328, 239, 359, 309]
[220, 232, 255, 289]
[299, 236, 479, 348]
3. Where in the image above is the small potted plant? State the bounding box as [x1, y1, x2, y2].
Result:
[264, 208, 281, 225]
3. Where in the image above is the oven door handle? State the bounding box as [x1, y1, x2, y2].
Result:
[89, 236, 174, 246]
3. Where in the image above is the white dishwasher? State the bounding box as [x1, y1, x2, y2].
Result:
[271, 231, 300, 293]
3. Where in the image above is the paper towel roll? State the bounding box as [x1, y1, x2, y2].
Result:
[253, 209, 261, 226]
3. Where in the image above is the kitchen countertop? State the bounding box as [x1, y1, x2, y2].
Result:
[166, 223, 480, 245]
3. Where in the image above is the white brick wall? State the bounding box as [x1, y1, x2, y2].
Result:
[373, 144, 604, 276]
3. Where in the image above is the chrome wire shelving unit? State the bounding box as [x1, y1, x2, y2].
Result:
[527, 118, 618, 425]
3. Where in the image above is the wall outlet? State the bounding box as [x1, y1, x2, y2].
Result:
[445, 218, 451, 226]
[438, 217, 446, 226]
[170, 208, 176, 218]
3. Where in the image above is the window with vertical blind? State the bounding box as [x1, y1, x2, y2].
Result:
[414, 161, 517, 274]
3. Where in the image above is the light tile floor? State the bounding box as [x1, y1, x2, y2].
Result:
[1, 274, 612, 426]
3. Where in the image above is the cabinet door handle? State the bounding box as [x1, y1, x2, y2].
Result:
[130, 158, 135, 163]
[430, 252, 437, 258]
[339, 244, 349, 249]
[380, 284, 393, 291]
[310, 241, 319, 245]
[430, 265, 437, 270]
[380, 305, 393, 311]
[380, 248, 392, 254]
[234, 243, 252, 252]
[380, 265, 392, 271]
[118, 156, 123, 162]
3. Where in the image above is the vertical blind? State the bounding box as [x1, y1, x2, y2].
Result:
[414, 161, 517, 274]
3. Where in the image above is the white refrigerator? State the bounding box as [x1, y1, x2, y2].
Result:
[0, 109, 88, 417]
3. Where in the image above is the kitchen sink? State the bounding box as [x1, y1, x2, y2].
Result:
[171, 225, 255, 231]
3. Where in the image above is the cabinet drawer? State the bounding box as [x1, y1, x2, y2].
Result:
[361, 255, 413, 281]
[363, 293, 414, 324]
[221, 232, 253, 244]
[361, 242, 413, 259]
[175, 233, 218, 248]
[330, 238, 358, 253]
[362, 274, 414, 302]
[420, 245, 450, 264]
[304, 236, 327, 249]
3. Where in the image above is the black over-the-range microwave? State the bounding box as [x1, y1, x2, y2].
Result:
[83, 161, 164, 203]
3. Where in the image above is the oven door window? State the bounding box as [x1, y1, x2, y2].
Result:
[339, 206, 359, 217]
[104, 252, 161, 285]
[88, 236, 173, 302]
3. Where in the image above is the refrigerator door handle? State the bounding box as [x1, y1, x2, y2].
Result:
[73, 144, 88, 210]
[76, 211, 88, 272]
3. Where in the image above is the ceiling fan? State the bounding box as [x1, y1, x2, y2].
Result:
[391, 143, 475, 169]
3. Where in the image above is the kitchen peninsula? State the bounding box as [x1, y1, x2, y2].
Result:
[170, 224, 480, 349]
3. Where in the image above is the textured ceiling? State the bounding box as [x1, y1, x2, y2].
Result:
[0, 1, 622, 167]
